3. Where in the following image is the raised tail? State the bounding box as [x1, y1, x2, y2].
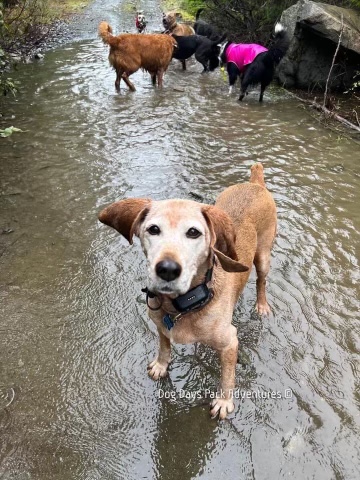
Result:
[195, 8, 204, 21]
[98, 21, 115, 45]
[250, 163, 266, 188]
[269, 23, 290, 65]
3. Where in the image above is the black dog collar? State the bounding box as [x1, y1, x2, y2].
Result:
[142, 258, 215, 330]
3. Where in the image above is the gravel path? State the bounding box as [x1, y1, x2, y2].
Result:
[44, 0, 165, 50]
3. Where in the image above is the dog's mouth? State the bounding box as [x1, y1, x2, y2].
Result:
[157, 286, 173, 294]
[150, 282, 186, 297]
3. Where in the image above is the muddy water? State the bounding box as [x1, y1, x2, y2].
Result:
[0, 1, 359, 479]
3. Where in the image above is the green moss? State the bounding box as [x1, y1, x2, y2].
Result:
[49, 0, 91, 16]
[120, 0, 137, 14]
[161, 0, 203, 21]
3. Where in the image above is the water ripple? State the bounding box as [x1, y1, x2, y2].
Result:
[0, 27, 359, 480]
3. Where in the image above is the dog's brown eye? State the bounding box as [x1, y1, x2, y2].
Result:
[147, 225, 161, 235]
[186, 228, 201, 239]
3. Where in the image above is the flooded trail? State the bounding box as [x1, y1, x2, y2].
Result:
[0, 1, 359, 479]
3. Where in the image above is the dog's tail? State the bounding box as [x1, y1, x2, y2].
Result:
[195, 8, 204, 21]
[250, 163, 266, 188]
[268, 23, 290, 65]
[99, 21, 117, 47]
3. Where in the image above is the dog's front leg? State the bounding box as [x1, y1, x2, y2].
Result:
[148, 327, 171, 380]
[210, 327, 238, 419]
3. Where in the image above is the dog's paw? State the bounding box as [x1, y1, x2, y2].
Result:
[255, 301, 271, 316]
[210, 398, 235, 420]
[147, 359, 169, 380]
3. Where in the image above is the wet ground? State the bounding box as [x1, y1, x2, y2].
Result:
[1, 1, 359, 479]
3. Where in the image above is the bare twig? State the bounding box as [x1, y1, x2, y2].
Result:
[285, 90, 360, 134]
[323, 14, 344, 109]
[354, 109, 360, 127]
[4, 0, 28, 26]
[311, 103, 360, 132]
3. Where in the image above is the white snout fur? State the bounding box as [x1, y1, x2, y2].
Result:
[139, 201, 211, 296]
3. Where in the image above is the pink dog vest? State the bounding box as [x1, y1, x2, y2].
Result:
[226, 43, 268, 72]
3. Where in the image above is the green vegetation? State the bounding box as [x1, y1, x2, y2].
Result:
[0, 1, 90, 54]
[0, 1, 90, 95]
[180, 0, 360, 43]
[0, 125, 23, 136]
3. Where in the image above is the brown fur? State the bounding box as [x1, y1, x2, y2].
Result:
[98, 21, 176, 91]
[162, 11, 195, 70]
[162, 11, 195, 36]
[98, 163, 277, 419]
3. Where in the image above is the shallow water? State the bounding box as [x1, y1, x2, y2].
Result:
[0, 1, 359, 479]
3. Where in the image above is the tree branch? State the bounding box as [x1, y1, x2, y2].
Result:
[323, 14, 343, 109]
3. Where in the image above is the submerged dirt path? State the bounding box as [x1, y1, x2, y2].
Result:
[1, 1, 359, 479]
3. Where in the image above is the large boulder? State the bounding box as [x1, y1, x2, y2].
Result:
[277, 0, 360, 90]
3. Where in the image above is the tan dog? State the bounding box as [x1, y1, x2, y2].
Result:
[99, 22, 176, 91]
[162, 11, 195, 70]
[99, 164, 277, 419]
[162, 11, 195, 36]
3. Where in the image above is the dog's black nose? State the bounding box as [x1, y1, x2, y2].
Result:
[156, 259, 182, 282]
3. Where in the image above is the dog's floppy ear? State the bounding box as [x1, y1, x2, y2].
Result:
[202, 205, 249, 273]
[99, 198, 151, 244]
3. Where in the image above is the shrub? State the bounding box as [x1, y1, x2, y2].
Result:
[187, 0, 360, 44]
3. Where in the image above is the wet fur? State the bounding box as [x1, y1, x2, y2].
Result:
[172, 34, 224, 72]
[99, 21, 176, 91]
[162, 11, 196, 70]
[162, 11, 195, 36]
[194, 8, 224, 43]
[221, 25, 290, 102]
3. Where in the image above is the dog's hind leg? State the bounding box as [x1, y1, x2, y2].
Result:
[157, 69, 165, 88]
[259, 82, 267, 102]
[254, 249, 271, 315]
[122, 72, 136, 91]
[150, 73, 157, 86]
[239, 91, 245, 101]
[239, 77, 249, 101]
[181, 59, 186, 71]
[115, 69, 122, 91]
[148, 328, 171, 380]
[253, 222, 276, 315]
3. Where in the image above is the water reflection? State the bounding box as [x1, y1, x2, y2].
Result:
[0, 22, 359, 480]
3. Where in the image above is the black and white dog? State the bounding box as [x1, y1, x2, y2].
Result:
[220, 23, 290, 102]
[172, 34, 226, 72]
[193, 8, 223, 43]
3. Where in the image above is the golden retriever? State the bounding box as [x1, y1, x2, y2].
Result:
[99, 21, 176, 91]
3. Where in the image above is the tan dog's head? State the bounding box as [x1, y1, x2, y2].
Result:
[99, 198, 248, 296]
[162, 11, 180, 31]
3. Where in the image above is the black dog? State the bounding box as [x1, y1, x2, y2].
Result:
[172, 34, 225, 72]
[220, 23, 290, 102]
[194, 8, 223, 42]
